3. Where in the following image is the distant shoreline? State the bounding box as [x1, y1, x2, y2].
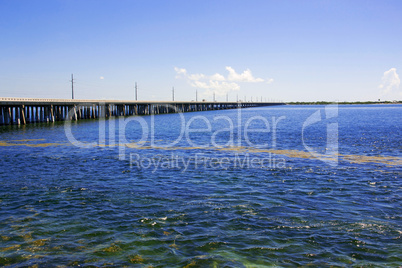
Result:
[286, 101, 401, 105]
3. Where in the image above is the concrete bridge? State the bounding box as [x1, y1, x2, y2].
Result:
[0, 97, 284, 126]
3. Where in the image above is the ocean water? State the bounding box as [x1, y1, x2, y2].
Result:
[0, 104, 401, 267]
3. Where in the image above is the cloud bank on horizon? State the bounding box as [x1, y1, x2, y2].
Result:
[174, 67, 273, 98]
[379, 68, 401, 99]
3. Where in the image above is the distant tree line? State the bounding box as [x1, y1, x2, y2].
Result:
[286, 100, 401, 105]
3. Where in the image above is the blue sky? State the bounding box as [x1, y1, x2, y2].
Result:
[0, 0, 401, 101]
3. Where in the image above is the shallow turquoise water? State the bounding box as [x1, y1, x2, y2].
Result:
[0, 104, 401, 267]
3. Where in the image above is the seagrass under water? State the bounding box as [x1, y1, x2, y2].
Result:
[0, 105, 400, 267]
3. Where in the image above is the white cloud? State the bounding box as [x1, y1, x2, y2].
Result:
[188, 73, 206, 81]
[225, 66, 264, 82]
[190, 80, 209, 89]
[100, 76, 104, 80]
[379, 68, 400, 96]
[174, 66, 271, 98]
[174, 67, 187, 79]
[210, 73, 225, 81]
[266, 78, 274, 84]
[189, 80, 239, 96]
